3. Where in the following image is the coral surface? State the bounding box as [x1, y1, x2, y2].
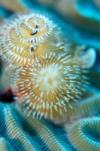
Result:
[0, 102, 70, 151]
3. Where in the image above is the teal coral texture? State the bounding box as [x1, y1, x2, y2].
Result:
[0, 103, 72, 151]
[68, 118, 100, 151]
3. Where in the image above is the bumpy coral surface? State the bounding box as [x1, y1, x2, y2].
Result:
[10, 52, 87, 123]
[0, 13, 66, 66]
[68, 117, 100, 151]
[0, 102, 70, 151]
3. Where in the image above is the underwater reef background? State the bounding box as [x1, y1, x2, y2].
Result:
[0, 0, 100, 151]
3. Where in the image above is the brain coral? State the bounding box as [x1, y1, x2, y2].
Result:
[68, 117, 100, 151]
[0, 102, 70, 151]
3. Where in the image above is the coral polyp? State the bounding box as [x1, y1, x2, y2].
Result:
[11, 52, 87, 123]
[0, 13, 65, 66]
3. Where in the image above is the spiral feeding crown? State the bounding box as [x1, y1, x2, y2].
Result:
[0, 13, 64, 66]
[11, 52, 87, 122]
